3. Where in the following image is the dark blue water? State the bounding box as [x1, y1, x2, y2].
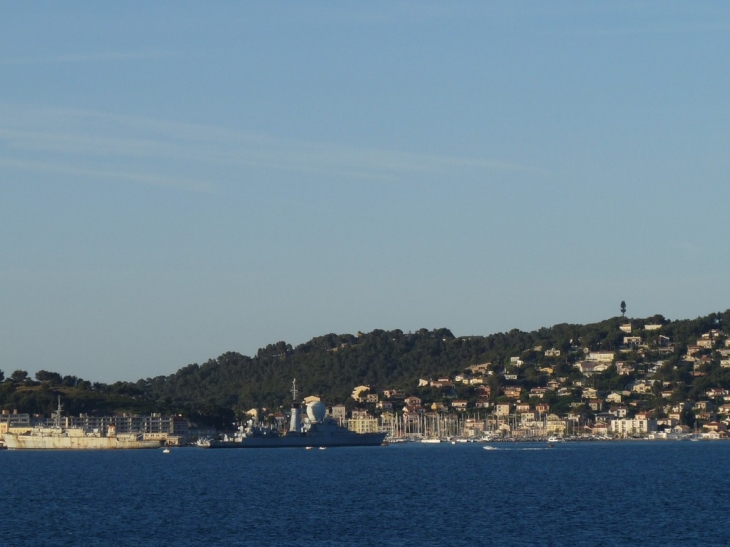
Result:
[1, 442, 728, 546]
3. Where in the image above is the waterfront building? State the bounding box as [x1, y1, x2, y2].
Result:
[535, 403, 550, 415]
[330, 404, 347, 424]
[347, 417, 379, 434]
[545, 414, 567, 436]
[610, 417, 658, 437]
[39, 413, 189, 441]
[0, 410, 31, 434]
[350, 408, 370, 420]
[495, 403, 511, 416]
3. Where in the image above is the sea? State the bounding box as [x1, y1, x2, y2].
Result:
[1, 441, 728, 547]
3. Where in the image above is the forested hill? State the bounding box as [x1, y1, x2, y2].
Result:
[2, 310, 729, 428]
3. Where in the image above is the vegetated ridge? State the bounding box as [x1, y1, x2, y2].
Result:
[2, 310, 728, 429]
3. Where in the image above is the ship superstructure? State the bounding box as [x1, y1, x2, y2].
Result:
[206, 379, 386, 449]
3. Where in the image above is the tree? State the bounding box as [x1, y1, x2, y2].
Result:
[10, 370, 28, 383]
[35, 370, 63, 384]
[620, 301, 627, 318]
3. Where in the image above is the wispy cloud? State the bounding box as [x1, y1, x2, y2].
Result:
[578, 22, 730, 37]
[0, 50, 174, 66]
[0, 103, 544, 190]
[0, 157, 213, 192]
[290, 3, 458, 26]
[549, 2, 730, 36]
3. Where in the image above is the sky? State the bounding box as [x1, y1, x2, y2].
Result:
[1, 2, 729, 383]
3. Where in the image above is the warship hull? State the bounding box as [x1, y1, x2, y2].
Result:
[3, 433, 163, 450]
[207, 431, 386, 449]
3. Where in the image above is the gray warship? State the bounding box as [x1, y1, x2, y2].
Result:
[205, 380, 386, 449]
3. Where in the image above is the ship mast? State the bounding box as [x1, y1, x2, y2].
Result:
[54, 395, 62, 429]
[289, 379, 302, 433]
[291, 378, 298, 403]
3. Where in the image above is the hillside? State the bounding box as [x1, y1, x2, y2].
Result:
[2, 310, 729, 428]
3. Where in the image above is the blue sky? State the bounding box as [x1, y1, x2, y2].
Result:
[1, 2, 728, 382]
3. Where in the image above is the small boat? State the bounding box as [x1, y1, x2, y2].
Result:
[547, 436, 564, 443]
[305, 446, 313, 450]
[319, 447, 327, 450]
[162, 448, 170, 454]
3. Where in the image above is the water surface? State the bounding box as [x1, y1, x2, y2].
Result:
[1, 441, 727, 546]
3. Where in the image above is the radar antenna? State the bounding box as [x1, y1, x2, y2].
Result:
[53, 395, 63, 429]
[291, 378, 298, 403]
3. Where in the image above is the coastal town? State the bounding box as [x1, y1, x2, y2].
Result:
[340, 323, 730, 441]
[3, 321, 729, 446]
